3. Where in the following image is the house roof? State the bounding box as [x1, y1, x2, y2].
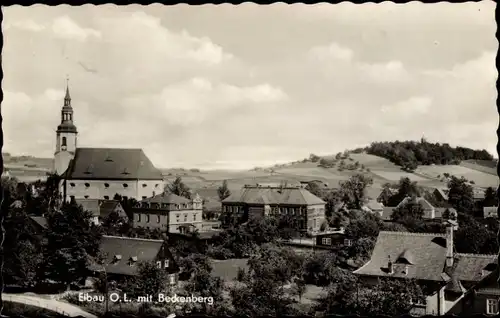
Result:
[354, 231, 448, 281]
[90, 235, 165, 276]
[452, 253, 497, 282]
[29, 216, 48, 229]
[354, 231, 498, 284]
[483, 207, 498, 218]
[434, 188, 449, 200]
[222, 185, 325, 205]
[141, 192, 191, 205]
[64, 148, 163, 180]
[380, 207, 396, 221]
[75, 199, 123, 218]
[397, 197, 434, 210]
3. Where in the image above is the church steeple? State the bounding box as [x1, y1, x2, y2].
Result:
[54, 76, 78, 175]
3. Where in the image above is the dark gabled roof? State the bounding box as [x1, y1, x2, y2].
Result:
[434, 188, 449, 200]
[29, 216, 48, 229]
[353, 231, 448, 281]
[222, 186, 325, 205]
[453, 253, 497, 282]
[65, 148, 163, 180]
[141, 192, 191, 205]
[445, 275, 466, 294]
[90, 236, 165, 276]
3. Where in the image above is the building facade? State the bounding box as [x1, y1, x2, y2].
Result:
[88, 235, 179, 285]
[132, 192, 203, 233]
[75, 199, 127, 225]
[221, 184, 326, 233]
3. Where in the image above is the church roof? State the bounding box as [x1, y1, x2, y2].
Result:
[64, 148, 163, 180]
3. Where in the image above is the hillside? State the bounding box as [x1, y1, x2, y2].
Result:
[3, 141, 497, 205]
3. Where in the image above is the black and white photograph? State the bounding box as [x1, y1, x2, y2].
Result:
[0, 2, 498, 317]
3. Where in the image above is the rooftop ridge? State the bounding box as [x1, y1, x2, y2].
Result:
[455, 253, 497, 258]
[102, 235, 164, 243]
[379, 230, 446, 237]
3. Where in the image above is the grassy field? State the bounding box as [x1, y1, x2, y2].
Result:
[416, 164, 499, 188]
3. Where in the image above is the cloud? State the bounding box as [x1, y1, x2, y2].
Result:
[122, 78, 288, 126]
[308, 42, 354, 62]
[381, 96, 432, 117]
[3, 19, 45, 32]
[358, 60, 411, 83]
[52, 16, 101, 41]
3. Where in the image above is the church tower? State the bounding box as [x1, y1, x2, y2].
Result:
[54, 79, 78, 175]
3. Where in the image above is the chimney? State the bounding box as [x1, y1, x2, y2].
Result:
[388, 256, 394, 274]
[445, 220, 456, 267]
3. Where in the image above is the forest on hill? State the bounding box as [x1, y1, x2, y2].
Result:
[362, 139, 494, 172]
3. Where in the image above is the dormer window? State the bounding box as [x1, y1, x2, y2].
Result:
[112, 255, 122, 264]
[129, 256, 138, 266]
[121, 168, 130, 175]
[84, 165, 94, 175]
[105, 155, 113, 162]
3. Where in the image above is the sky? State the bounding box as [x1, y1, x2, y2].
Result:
[2, 2, 498, 170]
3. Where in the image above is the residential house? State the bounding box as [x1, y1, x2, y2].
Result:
[314, 229, 351, 248]
[354, 218, 497, 316]
[483, 207, 498, 219]
[378, 196, 456, 223]
[448, 268, 500, 315]
[473, 188, 486, 202]
[221, 184, 326, 233]
[433, 188, 449, 203]
[88, 235, 179, 285]
[377, 187, 399, 205]
[132, 192, 203, 233]
[300, 180, 329, 189]
[362, 200, 384, 215]
[75, 199, 127, 225]
[54, 83, 165, 201]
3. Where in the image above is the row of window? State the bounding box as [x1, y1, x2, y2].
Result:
[320, 238, 352, 246]
[69, 183, 160, 189]
[222, 205, 324, 216]
[138, 202, 192, 210]
[135, 213, 198, 223]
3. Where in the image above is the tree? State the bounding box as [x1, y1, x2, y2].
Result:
[483, 187, 498, 207]
[217, 180, 231, 201]
[340, 174, 373, 210]
[309, 154, 320, 163]
[101, 210, 129, 236]
[387, 177, 421, 206]
[391, 200, 425, 222]
[345, 210, 382, 240]
[177, 253, 212, 280]
[305, 182, 323, 198]
[447, 176, 474, 214]
[165, 177, 191, 199]
[42, 202, 102, 287]
[184, 268, 225, 314]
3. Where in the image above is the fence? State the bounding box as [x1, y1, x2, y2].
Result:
[3, 294, 70, 316]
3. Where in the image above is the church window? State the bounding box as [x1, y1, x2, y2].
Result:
[123, 183, 128, 188]
[104, 196, 109, 200]
[157, 215, 161, 223]
[146, 214, 150, 223]
[155, 184, 159, 188]
[84, 195, 89, 199]
[184, 214, 188, 222]
[142, 196, 147, 200]
[84, 183, 90, 188]
[142, 184, 147, 188]
[70, 183, 75, 187]
[104, 183, 109, 188]
[62, 137, 67, 147]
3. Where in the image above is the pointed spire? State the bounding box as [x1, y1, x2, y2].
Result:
[65, 75, 71, 101]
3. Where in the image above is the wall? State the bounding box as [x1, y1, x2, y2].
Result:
[307, 203, 326, 231]
[137, 180, 166, 200]
[133, 208, 203, 232]
[54, 151, 74, 176]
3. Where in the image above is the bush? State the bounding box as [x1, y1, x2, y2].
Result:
[207, 245, 235, 260]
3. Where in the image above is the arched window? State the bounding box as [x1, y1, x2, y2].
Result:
[62, 137, 67, 147]
[104, 183, 109, 188]
[84, 183, 90, 188]
[123, 183, 128, 188]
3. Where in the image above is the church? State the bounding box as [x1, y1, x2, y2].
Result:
[54, 83, 165, 202]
